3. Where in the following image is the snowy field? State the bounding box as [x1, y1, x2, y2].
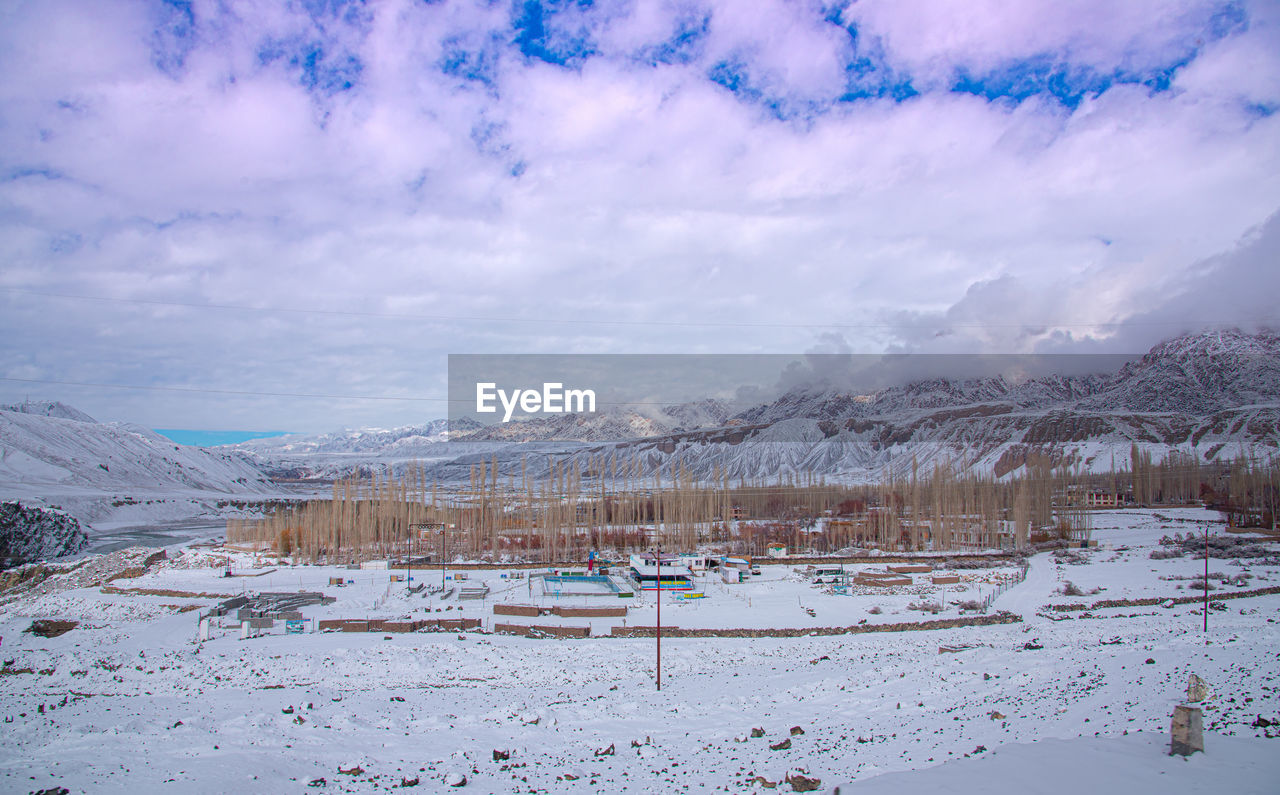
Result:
[1, 508, 1277, 793]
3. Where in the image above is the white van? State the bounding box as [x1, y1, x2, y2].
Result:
[811, 565, 845, 584]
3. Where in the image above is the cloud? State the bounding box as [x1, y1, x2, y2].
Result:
[0, 0, 1277, 431]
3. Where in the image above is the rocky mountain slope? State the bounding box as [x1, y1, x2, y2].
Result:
[16, 329, 1273, 488]
[417, 329, 1280, 483]
[0, 501, 89, 566]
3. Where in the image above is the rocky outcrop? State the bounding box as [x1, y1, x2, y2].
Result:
[0, 501, 89, 567]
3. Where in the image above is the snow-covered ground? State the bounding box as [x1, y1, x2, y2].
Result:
[1, 508, 1277, 793]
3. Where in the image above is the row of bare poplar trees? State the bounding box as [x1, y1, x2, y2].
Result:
[226, 448, 1131, 562]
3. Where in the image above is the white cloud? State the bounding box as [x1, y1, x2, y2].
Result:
[0, 0, 1277, 430]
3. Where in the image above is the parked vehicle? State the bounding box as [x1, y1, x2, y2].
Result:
[811, 565, 845, 584]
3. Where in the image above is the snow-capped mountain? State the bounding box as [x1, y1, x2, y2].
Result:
[1077, 328, 1280, 414]
[457, 398, 734, 443]
[0, 407, 274, 494]
[228, 418, 496, 481]
[420, 329, 1280, 483]
[9, 329, 1276, 491]
[234, 418, 462, 456]
[0, 400, 98, 423]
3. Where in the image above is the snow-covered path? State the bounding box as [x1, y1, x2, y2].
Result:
[992, 551, 1057, 616]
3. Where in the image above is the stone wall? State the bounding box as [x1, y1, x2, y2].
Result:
[551, 605, 628, 618]
[610, 612, 1020, 638]
[494, 622, 591, 638]
[1049, 585, 1280, 612]
[493, 604, 543, 617]
[318, 617, 480, 632]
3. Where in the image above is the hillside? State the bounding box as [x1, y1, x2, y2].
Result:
[0, 408, 273, 494]
[0, 501, 88, 566]
[239, 329, 1280, 483]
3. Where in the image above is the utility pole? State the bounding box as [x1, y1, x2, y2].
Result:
[1203, 523, 1209, 634]
[655, 542, 662, 692]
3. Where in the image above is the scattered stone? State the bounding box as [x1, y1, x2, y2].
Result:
[594, 743, 615, 757]
[749, 727, 765, 738]
[444, 772, 467, 787]
[338, 765, 364, 776]
[989, 711, 1006, 721]
[400, 776, 419, 787]
[1146, 658, 1156, 665]
[769, 738, 792, 751]
[789, 726, 804, 736]
[492, 749, 510, 762]
[1187, 674, 1210, 703]
[748, 775, 777, 789]
[785, 771, 821, 792]
[307, 778, 327, 788]
[26, 620, 78, 638]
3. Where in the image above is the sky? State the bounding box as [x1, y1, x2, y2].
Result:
[1, 0, 1278, 433]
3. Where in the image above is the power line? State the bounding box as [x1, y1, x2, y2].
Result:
[0, 376, 449, 403]
[0, 375, 723, 407]
[0, 287, 1242, 331]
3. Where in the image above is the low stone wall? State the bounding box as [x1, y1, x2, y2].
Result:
[493, 604, 543, 617]
[494, 622, 591, 638]
[610, 626, 680, 637]
[552, 605, 627, 618]
[889, 565, 932, 573]
[382, 620, 428, 632]
[432, 618, 481, 631]
[931, 576, 961, 585]
[610, 612, 1021, 638]
[1049, 585, 1280, 612]
[854, 575, 912, 587]
[319, 617, 481, 632]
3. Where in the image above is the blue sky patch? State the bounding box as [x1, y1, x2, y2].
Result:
[951, 57, 1114, 109]
[297, 0, 372, 30]
[154, 429, 291, 447]
[150, 0, 198, 77]
[636, 13, 709, 66]
[440, 35, 502, 86]
[511, 0, 597, 66]
[258, 38, 364, 96]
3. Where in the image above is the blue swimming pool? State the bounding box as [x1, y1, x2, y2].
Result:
[540, 575, 624, 595]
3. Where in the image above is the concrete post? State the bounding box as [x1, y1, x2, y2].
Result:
[240, 620, 250, 641]
[198, 618, 210, 642]
[1170, 704, 1204, 756]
